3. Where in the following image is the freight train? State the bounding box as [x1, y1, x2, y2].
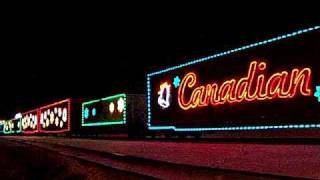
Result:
[1, 94, 148, 138]
[1, 25, 319, 138]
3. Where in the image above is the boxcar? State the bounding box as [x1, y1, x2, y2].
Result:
[3, 118, 22, 135]
[146, 26, 320, 138]
[81, 93, 147, 138]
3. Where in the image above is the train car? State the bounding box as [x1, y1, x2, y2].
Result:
[38, 98, 73, 134]
[3, 118, 22, 135]
[146, 26, 320, 138]
[19, 98, 83, 135]
[21, 109, 39, 134]
[81, 93, 147, 137]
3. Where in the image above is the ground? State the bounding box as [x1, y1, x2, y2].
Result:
[2, 136, 319, 179]
[0, 139, 150, 180]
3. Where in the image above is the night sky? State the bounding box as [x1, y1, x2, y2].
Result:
[1, 9, 318, 119]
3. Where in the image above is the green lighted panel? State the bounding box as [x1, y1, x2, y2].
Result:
[81, 94, 127, 126]
[3, 118, 22, 134]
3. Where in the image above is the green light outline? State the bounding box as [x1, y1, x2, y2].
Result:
[81, 93, 127, 127]
[3, 118, 22, 134]
[82, 121, 125, 126]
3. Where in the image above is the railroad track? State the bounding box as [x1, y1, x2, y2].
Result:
[3, 137, 297, 180]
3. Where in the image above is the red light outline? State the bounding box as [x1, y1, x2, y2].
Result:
[178, 61, 312, 110]
[178, 72, 197, 110]
[21, 108, 40, 134]
[38, 98, 71, 133]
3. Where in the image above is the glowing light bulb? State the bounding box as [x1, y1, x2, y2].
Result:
[84, 108, 89, 119]
[46, 119, 49, 127]
[58, 108, 62, 117]
[15, 113, 22, 119]
[92, 108, 96, 116]
[50, 112, 54, 124]
[55, 117, 59, 127]
[117, 97, 125, 113]
[62, 108, 67, 122]
[40, 113, 44, 124]
[109, 102, 115, 114]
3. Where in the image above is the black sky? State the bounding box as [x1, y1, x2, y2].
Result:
[1, 7, 319, 118]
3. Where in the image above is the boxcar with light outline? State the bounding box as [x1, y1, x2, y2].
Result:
[81, 94, 147, 137]
[3, 118, 22, 134]
[146, 26, 320, 137]
[38, 99, 71, 134]
[21, 108, 39, 134]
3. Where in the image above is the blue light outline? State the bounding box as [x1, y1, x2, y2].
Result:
[146, 25, 320, 132]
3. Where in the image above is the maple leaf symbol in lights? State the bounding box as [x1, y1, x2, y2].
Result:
[173, 76, 181, 88]
[314, 86, 320, 102]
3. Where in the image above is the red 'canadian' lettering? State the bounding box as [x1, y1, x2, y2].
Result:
[178, 61, 312, 110]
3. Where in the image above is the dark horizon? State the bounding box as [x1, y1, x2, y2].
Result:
[1, 13, 319, 118]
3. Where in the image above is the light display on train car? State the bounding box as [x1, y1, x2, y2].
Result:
[82, 94, 126, 126]
[22, 109, 39, 134]
[39, 99, 71, 133]
[3, 118, 22, 134]
[147, 26, 320, 132]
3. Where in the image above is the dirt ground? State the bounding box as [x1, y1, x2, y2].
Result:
[0, 139, 152, 180]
